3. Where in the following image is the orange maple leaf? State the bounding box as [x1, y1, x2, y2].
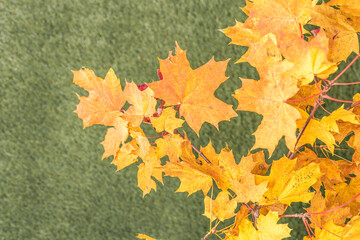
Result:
[147, 43, 237, 134]
[73, 68, 125, 128]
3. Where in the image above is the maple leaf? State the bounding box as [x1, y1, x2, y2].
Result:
[304, 216, 360, 240]
[101, 117, 129, 159]
[111, 139, 139, 171]
[258, 156, 322, 205]
[295, 148, 346, 191]
[310, 5, 360, 62]
[150, 107, 184, 133]
[228, 211, 291, 240]
[233, 53, 301, 156]
[296, 108, 337, 153]
[242, 0, 312, 37]
[326, 176, 360, 216]
[306, 191, 351, 228]
[137, 147, 163, 197]
[74, 68, 125, 128]
[122, 81, 157, 126]
[288, 84, 319, 109]
[136, 233, 157, 240]
[327, 0, 360, 17]
[320, 105, 359, 133]
[203, 191, 237, 222]
[238, 34, 282, 69]
[278, 29, 339, 85]
[227, 152, 269, 203]
[155, 134, 185, 162]
[147, 43, 237, 134]
[303, 220, 344, 240]
[162, 141, 231, 196]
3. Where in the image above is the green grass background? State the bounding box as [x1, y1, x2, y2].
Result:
[1, 0, 359, 239]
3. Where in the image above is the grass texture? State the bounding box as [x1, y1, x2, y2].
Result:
[1, 0, 359, 239]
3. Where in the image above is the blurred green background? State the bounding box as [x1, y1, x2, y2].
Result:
[1, 0, 359, 239]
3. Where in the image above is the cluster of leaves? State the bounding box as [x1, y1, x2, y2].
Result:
[73, 0, 360, 239]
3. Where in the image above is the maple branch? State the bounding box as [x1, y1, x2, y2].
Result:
[201, 225, 218, 240]
[323, 95, 357, 103]
[333, 81, 360, 85]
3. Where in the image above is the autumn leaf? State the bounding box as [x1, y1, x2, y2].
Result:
[278, 29, 338, 85]
[203, 191, 237, 222]
[306, 191, 351, 229]
[326, 176, 360, 216]
[122, 81, 157, 126]
[327, 0, 360, 17]
[155, 134, 185, 162]
[227, 211, 291, 240]
[137, 233, 158, 240]
[288, 84, 319, 109]
[150, 107, 184, 133]
[101, 117, 129, 159]
[233, 56, 301, 156]
[147, 43, 237, 134]
[295, 148, 345, 191]
[242, 0, 311, 37]
[303, 216, 360, 240]
[311, 5, 360, 62]
[296, 108, 337, 153]
[74, 68, 126, 128]
[162, 141, 231, 196]
[258, 156, 322, 205]
[321, 105, 359, 133]
[111, 139, 138, 171]
[229, 152, 269, 203]
[137, 147, 163, 197]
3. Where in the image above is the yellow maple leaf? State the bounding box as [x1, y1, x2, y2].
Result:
[203, 191, 237, 222]
[311, 5, 360, 62]
[101, 117, 129, 159]
[150, 107, 184, 133]
[155, 134, 185, 162]
[321, 105, 359, 133]
[234, 59, 300, 156]
[229, 211, 291, 240]
[296, 109, 337, 153]
[279, 29, 339, 85]
[136, 233, 158, 240]
[111, 139, 138, 171]
[259, 156, 322, 205]
[122, 81, 157, 126]
[137, 147, 163, 197]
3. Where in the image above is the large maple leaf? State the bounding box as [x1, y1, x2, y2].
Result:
[147, 43, 237, 134]
[233, 39, 301, 155]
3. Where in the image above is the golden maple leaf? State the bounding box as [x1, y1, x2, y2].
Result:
[147, 43, 237, 134]
[73, 68, 126, 128]
[233, 51, 301, 156]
